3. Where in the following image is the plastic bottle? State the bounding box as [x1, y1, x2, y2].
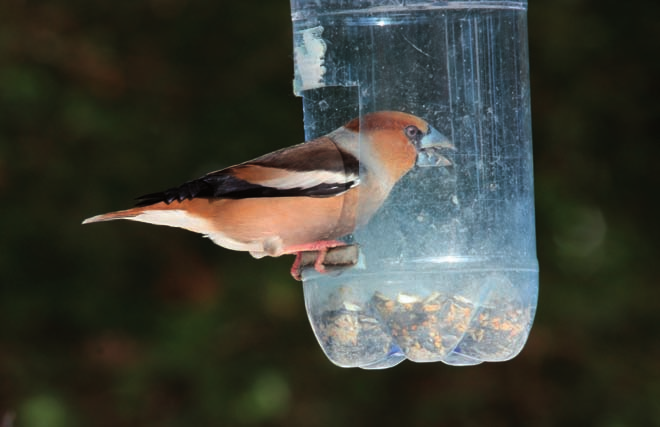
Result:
[290, 0, 538, 368]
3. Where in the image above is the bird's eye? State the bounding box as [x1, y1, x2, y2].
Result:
[405, 125, 421, 140]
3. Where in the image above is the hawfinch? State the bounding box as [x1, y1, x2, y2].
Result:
[83, 111, 454, 279]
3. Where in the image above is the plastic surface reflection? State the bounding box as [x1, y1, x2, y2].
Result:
[291, 0, 537, 368]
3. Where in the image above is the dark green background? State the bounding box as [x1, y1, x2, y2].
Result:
[1, 0, 658, 426]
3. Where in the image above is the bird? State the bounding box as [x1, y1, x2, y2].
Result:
[83, 111, 454, 280]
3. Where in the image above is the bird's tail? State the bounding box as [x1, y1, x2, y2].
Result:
[82, 206, 151, 224]
[82, 200, 208, 235]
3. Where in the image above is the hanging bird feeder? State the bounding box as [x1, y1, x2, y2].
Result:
[290, 0, 538, 368]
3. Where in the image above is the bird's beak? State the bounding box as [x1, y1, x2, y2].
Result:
[417, 126, 455, 167]
[420, 126, 454, 150]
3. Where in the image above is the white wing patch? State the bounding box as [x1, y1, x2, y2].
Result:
[258, 169, 358, 190]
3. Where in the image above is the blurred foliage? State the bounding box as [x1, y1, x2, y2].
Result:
[1, 0, 659, 426]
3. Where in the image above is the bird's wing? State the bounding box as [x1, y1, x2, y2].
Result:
[135, 137, 360, 207]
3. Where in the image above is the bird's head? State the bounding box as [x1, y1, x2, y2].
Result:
[344, 111, 455, 179]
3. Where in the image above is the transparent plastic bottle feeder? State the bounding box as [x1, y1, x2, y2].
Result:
[290, 0, 538, 369]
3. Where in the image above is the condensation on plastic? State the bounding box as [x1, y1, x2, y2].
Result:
[290, 0, 538, 369]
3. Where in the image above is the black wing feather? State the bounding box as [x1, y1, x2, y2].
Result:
[135, 140, 360, 207]
[135, 170, 357, 207]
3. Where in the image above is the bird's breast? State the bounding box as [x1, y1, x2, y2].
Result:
[197, 192, 359, 257]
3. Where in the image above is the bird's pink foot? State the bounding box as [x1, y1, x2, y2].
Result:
[285, 240, 347, 280]
[290, 252, 304, 281]
[313, 248, 329, 274]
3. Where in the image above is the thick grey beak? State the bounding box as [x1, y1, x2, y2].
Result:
[420, 126, 454, 150]
[417, 126, 455, 167]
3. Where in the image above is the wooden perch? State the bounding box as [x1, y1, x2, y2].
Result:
[298, 244, 360, 276]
